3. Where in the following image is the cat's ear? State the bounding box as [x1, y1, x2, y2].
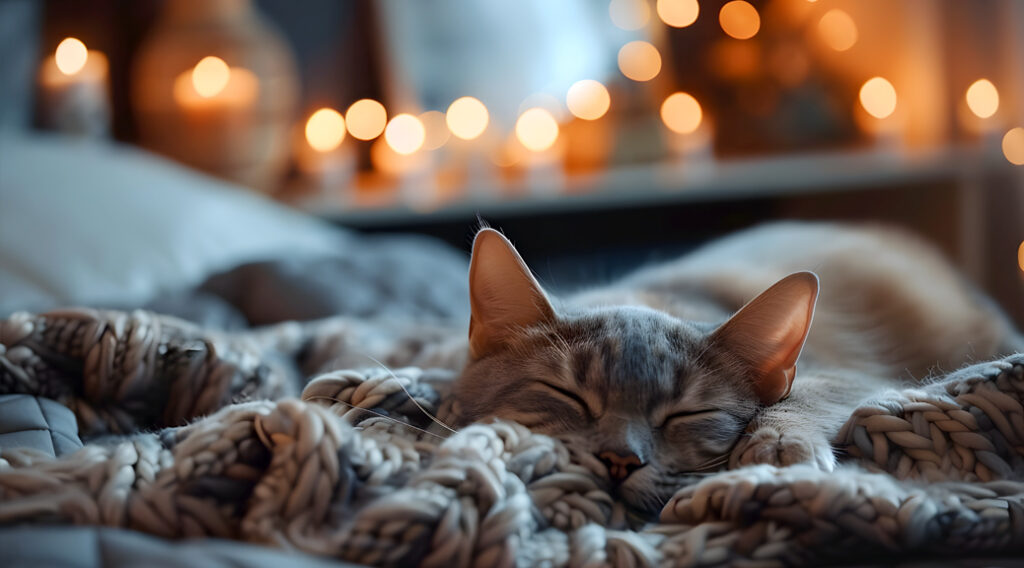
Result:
[710, 271, 818, 405]
[468, 229, 555, 358]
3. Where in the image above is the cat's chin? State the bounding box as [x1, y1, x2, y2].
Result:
[615, 468, 702, 519]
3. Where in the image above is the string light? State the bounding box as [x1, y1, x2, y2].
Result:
[859, 77, 897, 119]
[1003, 127, 1024, 166]
[384, 113, 426, 155]
[419, 110, 450, 150]
[618, 41, 662, 82]
[818, 10, 858, 52]
[719, 1, 760, 40]
[515, 108, 559, 152]
[305, 108, 346, 152]
[55, 38, 88, 76]
[346, 99, 387, 140]
[657, 0, 699, 28]
[609, 0, 650, 31]
[660, 92, 703, 134]
[446, 96, 489, 140]
[966, 79, 999, 119]
[191, 56, 230, 98]
[567, 80, 611, 120]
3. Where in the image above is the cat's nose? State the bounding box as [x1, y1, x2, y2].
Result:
[597, 450, 644, 483]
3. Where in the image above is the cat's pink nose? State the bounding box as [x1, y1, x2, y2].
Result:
[597, 451, 644, 482]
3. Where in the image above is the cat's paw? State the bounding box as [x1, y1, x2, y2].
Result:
[730, 426, 836, 471]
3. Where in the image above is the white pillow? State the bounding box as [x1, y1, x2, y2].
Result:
[0, 133, 347, 315]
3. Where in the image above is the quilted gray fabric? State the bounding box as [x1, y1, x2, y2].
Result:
[0, 394, 81, 458]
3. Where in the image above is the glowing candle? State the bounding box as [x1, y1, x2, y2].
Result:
[172, 56, 259, 112]
[294, 107, 355, 191]
[38, 37, 111, 136]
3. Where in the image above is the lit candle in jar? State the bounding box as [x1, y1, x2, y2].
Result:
[513, 106, 565, 194]
[660, 91, 714, 168]
[294, 107, 355, 194]
[38, 37, 111, 136]
[173, 56, 259, 115]
[856, 76, 902, 152]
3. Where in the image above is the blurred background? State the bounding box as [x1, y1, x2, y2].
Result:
[3, 0, 1024, 326]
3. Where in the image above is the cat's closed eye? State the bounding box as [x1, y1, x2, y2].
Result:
[658, 408, 720, 429]
[532, 380, 596, 420]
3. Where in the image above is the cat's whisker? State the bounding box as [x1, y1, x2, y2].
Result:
[362, 353, 459, 435]
[304, 395, 449, 441]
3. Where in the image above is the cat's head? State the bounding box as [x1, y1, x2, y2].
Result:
[452, 229, 818, 516]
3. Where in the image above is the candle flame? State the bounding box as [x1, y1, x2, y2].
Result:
[661, 92, 703, 134]
[859, 77, 897, 119]
[966, 79, 999, 119]
[515, 108, 559, 152]
[192, 56, 230, 98]
[384, 114, 426, 155]
[618, 41, 662, 82]
[345, 99, 387, 141]
[446, 97, 489, 141]
[55, 38, 89, 76]
[305, 108, 346, 152]
[1004, 127, 1024, 166]
[567, 80, 611, 121]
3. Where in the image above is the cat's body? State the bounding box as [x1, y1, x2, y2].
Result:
[451, 222, 1022, 515]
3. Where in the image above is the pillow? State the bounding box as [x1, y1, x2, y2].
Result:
[0, 133, 348, 315]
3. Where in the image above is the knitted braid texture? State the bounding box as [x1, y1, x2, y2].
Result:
[2, 308, 1024, 567]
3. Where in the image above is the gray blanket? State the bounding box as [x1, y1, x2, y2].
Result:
[2, 307, 1024, 566]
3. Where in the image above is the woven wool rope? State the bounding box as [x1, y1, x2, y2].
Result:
[2, 308, 1024, 566]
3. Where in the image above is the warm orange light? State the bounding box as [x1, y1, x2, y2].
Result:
[305, 108, 346, 152]
[515, 108, 559, 152]
[618, 41, 662, 82]
[657, 0, 699, 28]
[191, 56, 230, 98]
[609, 0, 650, 31]
[419, 110, 450, 150]
[818, 10, 858, 52]
[345, 99, 387, 140]
[966, 79, 999, 119]
[55, 38, 89, 76]
[1019, 241, 1024, 273]
[384, 113, 426, 155]
[1004, 127, 1024, 166]
[567, 80, 611, 121]
[660, 92, 703, 134]
[719, 1, 760, 40]
[859, 77, 897, 119]
[446, 96, 489, 140]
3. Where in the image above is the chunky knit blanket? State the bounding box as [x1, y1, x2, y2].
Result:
[1, 308, 1024, 566]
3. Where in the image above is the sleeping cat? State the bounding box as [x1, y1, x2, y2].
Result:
[450, 222, 1023, 515]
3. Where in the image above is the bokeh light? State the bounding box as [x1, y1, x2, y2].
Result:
[191, 56, 230, 98]
[609, 0, 650, 30]
[305, 108, 346, 152]
[446, 96, 489, 140]
[1019, 241, 1024, 273]
[657, 0, 699, 28]
[1003, 127, 1024, 165]
[515, 108, 560, 152]
[384, 113, 426, 155]
[346, 99, 387, 140]
[566, 80, 611, 121]
[818, 10, 858, 52]
[719, 1, 760, 40]
[55, 37, 88, 76]
[660, 92, 703, 134]
[419, 110, 450, 150]
[966, 79, 999, 119]
[618, 41, 662, 82]
[859, 77, 897, 119]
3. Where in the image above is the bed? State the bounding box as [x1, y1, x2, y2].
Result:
[2, 135, 1024, 567]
